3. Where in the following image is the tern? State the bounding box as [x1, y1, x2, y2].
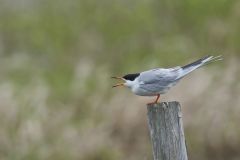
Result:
[112, 55, 222, 104]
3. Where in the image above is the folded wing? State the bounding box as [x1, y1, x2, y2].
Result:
[137, 67, 182, 93]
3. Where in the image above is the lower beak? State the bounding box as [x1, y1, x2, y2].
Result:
[111, 76, 125, 88]
[112, 83, 124, 88]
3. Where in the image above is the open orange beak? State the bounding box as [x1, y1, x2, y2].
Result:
[111, 76, 125, 88]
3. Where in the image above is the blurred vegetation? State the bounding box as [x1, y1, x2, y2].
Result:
[0, 0, 240, 159]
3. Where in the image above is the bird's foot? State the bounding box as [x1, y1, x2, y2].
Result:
[147, 101, 158, 105]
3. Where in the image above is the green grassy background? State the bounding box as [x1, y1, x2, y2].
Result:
[0, 0, 240, 159]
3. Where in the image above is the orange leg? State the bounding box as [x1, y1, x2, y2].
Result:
[147, 94, 160, 105]
[155, 94, 160, 103]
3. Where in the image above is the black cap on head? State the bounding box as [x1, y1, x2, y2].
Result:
[123, 73, 140, 81]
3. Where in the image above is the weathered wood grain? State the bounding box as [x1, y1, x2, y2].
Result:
[147, 101, 188, 160]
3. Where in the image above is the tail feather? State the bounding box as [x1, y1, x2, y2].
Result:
[182, 55, 211, 70]
[179, 55, 222, 78]
[201, 55, 223, 65]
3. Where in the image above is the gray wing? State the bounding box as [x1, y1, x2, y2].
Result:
[138, 67, 182, 93]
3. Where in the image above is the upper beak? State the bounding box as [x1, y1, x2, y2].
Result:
[111, 76, 125, 88]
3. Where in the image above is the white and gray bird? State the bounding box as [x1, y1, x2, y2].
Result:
[112, 55, 222, 104]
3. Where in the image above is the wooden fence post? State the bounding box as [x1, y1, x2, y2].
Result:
[147, 101, 188, 160]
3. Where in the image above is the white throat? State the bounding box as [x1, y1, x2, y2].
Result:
[124, 79, 137, 89]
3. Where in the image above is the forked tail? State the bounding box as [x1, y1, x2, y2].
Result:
[180, 55, 222, 78]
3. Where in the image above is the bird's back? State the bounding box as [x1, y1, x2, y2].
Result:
[134, 67, 181, 95]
